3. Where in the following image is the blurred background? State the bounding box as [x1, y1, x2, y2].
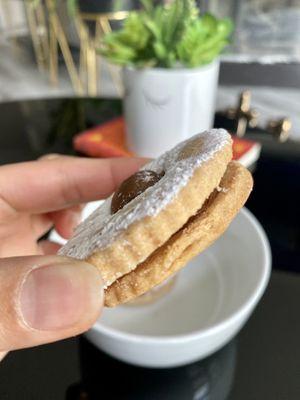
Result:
[0, 1, 299, 399]
[0, 0, 300, 151]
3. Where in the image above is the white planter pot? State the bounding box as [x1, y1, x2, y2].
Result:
[123, 60, 220, 157]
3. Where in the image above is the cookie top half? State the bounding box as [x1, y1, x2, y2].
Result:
[59, 129, 232, 286]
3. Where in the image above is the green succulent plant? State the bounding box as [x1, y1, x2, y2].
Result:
[100, 0, 233, 68]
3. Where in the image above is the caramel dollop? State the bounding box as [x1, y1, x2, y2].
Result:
[111, 170, 164, 214]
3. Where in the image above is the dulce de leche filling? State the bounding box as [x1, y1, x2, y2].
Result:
[111, 170, 165, 214]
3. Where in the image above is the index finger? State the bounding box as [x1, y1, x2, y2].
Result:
[0, 157, 146, 213]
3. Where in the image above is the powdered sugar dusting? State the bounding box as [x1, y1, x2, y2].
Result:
[140, 170, 158, 183]
[59, 129, 230, 259]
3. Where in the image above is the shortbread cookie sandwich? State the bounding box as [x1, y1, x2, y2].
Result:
[59, 129, 253, 307]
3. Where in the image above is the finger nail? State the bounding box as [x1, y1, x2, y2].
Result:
[19, 262, 103, 331]
[39, 153, 60, 161]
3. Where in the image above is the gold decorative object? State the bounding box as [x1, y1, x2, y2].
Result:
[24, 1, 128, 96]
[266, 117, 292, 143]
[46, 0, 84, 94]
[219, 91, 293, 142]
[223, 90, 259, 137]
[24, 0, 49, 71]
[78, 11, 128, 96]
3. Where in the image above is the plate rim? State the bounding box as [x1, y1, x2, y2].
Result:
[92, 207, 271, 344]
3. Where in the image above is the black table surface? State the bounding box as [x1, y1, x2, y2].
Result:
[1, 271, 299, 400]
[0, 98, 299, 400]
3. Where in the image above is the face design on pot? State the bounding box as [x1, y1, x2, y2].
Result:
[124, 79, 172, 111]
[123, 71, 197, 146]
[142, 89, 172, 110]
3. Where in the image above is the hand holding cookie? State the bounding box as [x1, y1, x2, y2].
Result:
[0, 156, 145, 356]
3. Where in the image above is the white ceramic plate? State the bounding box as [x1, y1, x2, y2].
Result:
[80, 206, 271, 368]
[51, 204, 271, 368]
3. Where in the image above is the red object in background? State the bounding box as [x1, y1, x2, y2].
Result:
[73, 117, 261, 167]
[232, 136, 261, 167]
[232, 137, 256, 159]
[73, 117, 131, 157]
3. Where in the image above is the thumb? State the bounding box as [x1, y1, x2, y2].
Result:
[0, 255, 103, 352]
